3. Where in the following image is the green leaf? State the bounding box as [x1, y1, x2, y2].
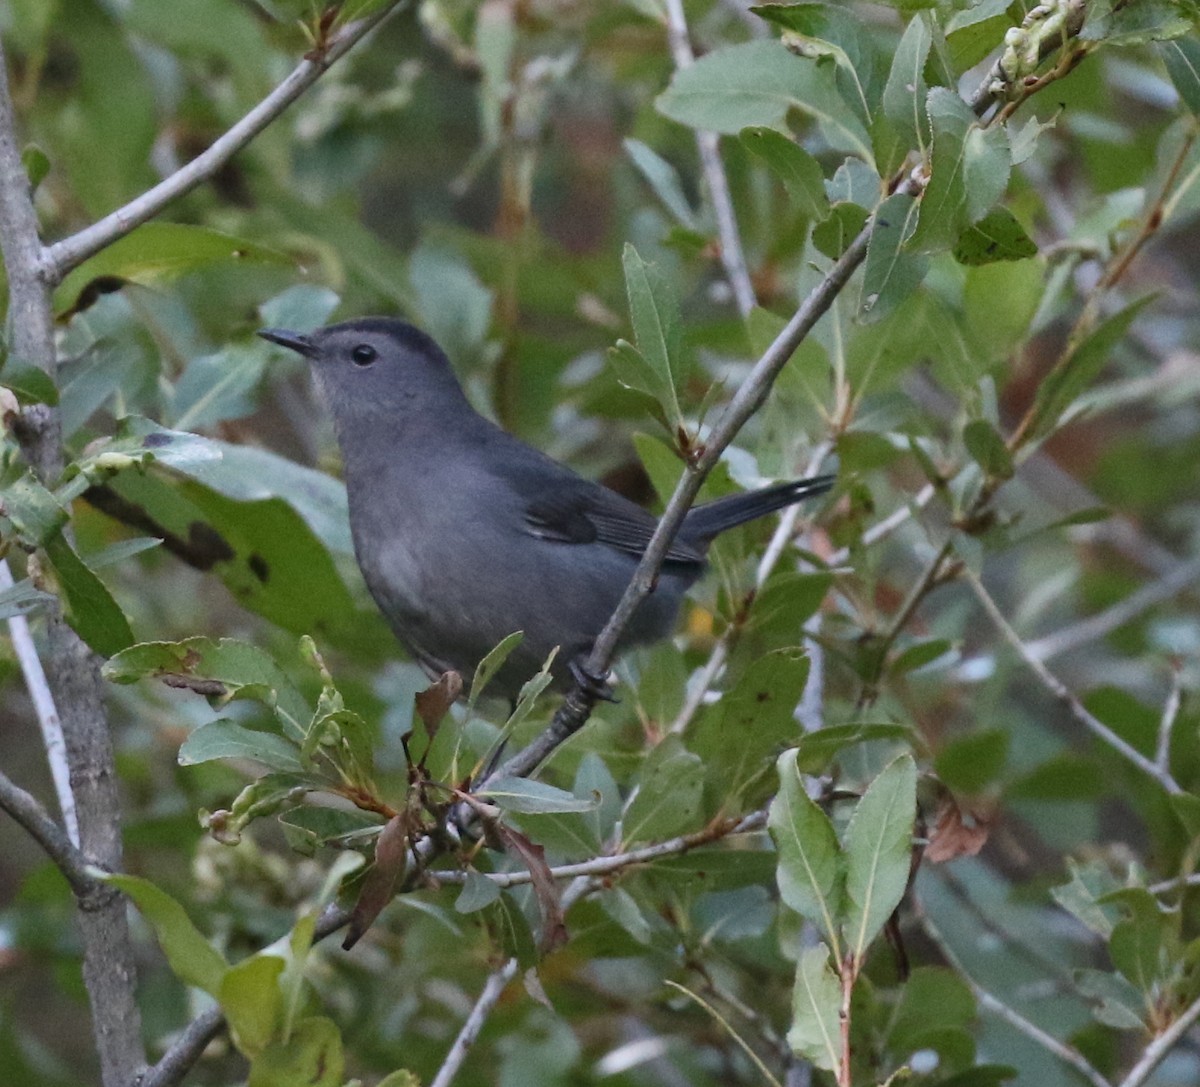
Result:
[0, 356, 58, 405]
[3, 473, 68, 545]
[178, 719, 305, 773]
[456, 870, 502, 913]
[859, 192, 927, 324]
[377, 1072, 421, 1087]
[103, 637, 312, 741]
[1075, 968, 1147, 1030]
[43, 533, 134, 658]
[103, 873, 228, 995]
[890, 637, 952, 676]
[881, 15, 931, 154]
[739, 128, 830, 221]
[910, 89, 1011, 254]
[889, 967, 976, 1049]
[622, 736, 705, 843]
[616, 244, 685, 430]
[58, 223, 291, 310]
[469, 630, 525, 709]
[21, 143, 50, 193]
[221, 953, 285, 1058]
[787, 943, 841, 1071]
[935, 728, 1009, 794]
[1050, 860, 1122, 939]
[1030, 296, 1154, 436]
[1160, 38, 1200, 115]
[624, 138, 697, 228]
[278, 806, 382, 852]
[479, 777, 602, 815]
[953, 207, 1038, 266]
[1105, 888, 1168, 993]
[769, 749, 844, 946]
[247, 1015, 343, 1087]
[843, 752, 917, 963]
[813, 202, 870, 260]
[945, 0, 1013, 73]
[690, 647, 811, 803]
[962, 419, 1014, 479]
[0, 574, 55, 621]
[204, 773, 317, 846]
[656, 40, 872, 161]
[172, 343, 267, 431]
[795, 723, 915, 775]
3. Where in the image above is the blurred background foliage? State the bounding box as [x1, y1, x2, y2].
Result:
[2, 0, 1200, 1085]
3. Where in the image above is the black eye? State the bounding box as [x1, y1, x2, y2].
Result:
[351, 344, 377, 366]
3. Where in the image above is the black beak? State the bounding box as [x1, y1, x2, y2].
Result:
[257, 327, 319, 359]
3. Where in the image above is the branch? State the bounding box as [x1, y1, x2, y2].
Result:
[963, 566, 1184, 796]
[492, 180, 902, 783]
[0, 767, 100, 899]
[0, 560, 78, 844]
[41, 1, 410, 282]
[0, 41, 146, 1087]
[916, 899, 1111, 1087]
[428, 958, 520, 1087]
[663, 0, 756, 317]
[1117, 995, 1200, 1087]
[435, 810, 767, 889]
[1023, 553, 1200, 665]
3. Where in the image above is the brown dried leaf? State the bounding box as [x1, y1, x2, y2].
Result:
[343, 813, 409, 949]
[415, 671, 463, 737]
[926, 796, 990, 864]
[495, 823, 567, 954]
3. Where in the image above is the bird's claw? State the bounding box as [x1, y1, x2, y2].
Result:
[569, 658, 619, 703]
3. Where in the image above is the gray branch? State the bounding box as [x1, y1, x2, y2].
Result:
[41, 1, 410, 283]
[429, 958, 520, 1087]
[0, 41, 146, 1087]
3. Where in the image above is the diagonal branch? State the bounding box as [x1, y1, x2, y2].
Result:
[429, 958, 520, 1087]
[963, 566, 1183, 796]
[663, 0, 756, 317]
[0, 767, 99, 899]
[41, 1, 411, 283]
[489, 185, 895, 783]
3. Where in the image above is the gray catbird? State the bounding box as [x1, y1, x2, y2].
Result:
[258, 318, 833, 699]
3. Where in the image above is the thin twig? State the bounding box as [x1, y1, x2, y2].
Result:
[916, 899, 1111, 1087]
[963, 566, 1184, 796]
[434, 810, 767, 889]
[0, 560, 78, 844]
[493, 183, 901, 784]
[1023, 553, 1200, 665]
[663, 0, 756, 317]
[1117, 995, 1200, 1087]
[0, 767, 100, 898]
[428, 958, 519, 1087]
[827, 482, 938, 569]
[1155, 669, 1183, 773]
[41, 1, 411, 282]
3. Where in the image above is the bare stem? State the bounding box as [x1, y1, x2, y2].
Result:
[663, 0, 756, 317]
[41, 1, 411, 282]
[0, 559, 77, 843]
[1117, 995, 1200, 1087]
[916, 898, 1111, 1087]
[0, 767, 100, 898]
[963, 566, 1183, 796]
[428, 958, 519, 1087]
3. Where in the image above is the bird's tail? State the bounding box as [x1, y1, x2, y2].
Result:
[682, 474, 836, 542]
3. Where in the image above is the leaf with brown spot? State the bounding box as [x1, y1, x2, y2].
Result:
[344, 813, 409, 950]
[495, 823, 567, 954]
[415, 671, 463, 739]
[926, 796, 990, 863]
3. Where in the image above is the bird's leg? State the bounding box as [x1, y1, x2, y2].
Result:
[569, 656, 619, 703]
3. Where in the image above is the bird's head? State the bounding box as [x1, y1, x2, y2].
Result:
[258, 317, 468, 423]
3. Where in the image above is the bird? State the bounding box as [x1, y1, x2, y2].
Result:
[258, 318, 834, 701]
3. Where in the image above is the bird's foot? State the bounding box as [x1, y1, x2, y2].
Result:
[569, 657, 619, 703]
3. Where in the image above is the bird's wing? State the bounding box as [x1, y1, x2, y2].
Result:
[521, 479, 705, 565]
